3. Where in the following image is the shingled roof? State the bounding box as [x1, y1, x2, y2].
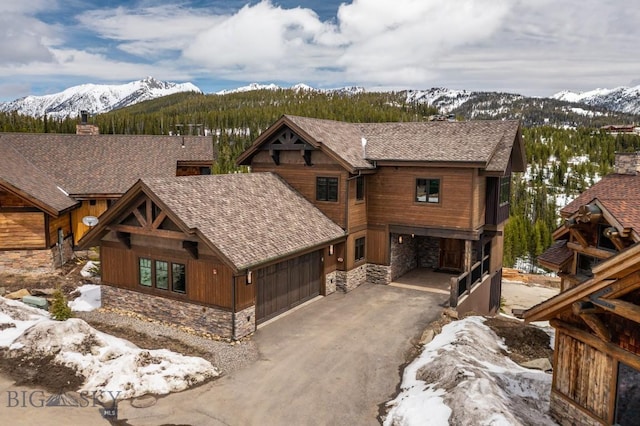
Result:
[561, 174, 640, 230]
[141, 173, 345, 270]
[0, 143, 78, 215]
[0, 133, 213, 196]
[239, 115, 524, 173]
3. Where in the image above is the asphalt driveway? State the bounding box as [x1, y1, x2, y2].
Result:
[120, 282, 449, 426]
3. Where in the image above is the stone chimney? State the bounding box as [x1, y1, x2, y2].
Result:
[614, 152, 640, 175]
[76, 110, 100, 135]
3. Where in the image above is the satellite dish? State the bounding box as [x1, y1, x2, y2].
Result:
[82, 216, 99, 227]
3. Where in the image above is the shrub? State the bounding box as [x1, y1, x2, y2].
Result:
[50, 289, 73, 321]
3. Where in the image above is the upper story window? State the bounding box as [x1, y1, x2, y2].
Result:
[355, 237, 366, 262]
[499, 176, 510, 205]
[356, 175, 365, 201]
[317, 177, 339, 202]
[416, 178, 440, 203]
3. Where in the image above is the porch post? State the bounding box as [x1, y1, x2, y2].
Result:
[464, 240, 473, 272]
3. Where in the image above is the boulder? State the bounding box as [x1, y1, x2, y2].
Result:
[520, 358, 553, 372]
[5, 288, 30, 300]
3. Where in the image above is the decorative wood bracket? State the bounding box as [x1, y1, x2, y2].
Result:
[302, 149, 312, 166]
[116, 231, 131, 248]
[182, 241, 198, 259]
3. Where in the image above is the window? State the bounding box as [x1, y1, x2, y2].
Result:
[577, 254, 601, 277]
[155, 261, 169, 290]
[172, 263, 186, 293]
[316, 177, 339, 202]
[89, 199, 97, 206]
[499, 176, 510, 205]
[139, 257, 186, 293]
[355, 237, 365, 262]
[597, 223, 617, 251]
[615, 362, 640, 425]
[199, 167, 211, 175]
[416, 178, 440, 203]
[356, 175, 365, 201]
[139, 258, 152, 286]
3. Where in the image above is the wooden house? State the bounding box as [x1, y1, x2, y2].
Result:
[0, 133, 213, 272]
[525, 152, 640, 425]
[237, 115, 526, 315]
[79, 174, 345, 339]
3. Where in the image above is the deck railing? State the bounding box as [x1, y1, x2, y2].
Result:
[449, 253, 491, 308]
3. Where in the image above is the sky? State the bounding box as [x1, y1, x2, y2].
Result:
[1, 0, 640, 101]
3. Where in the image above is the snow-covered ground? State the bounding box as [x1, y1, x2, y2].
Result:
[384, 316, 557, 426]
[0, 296, 218, 402]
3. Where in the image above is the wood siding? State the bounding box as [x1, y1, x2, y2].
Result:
[554, 330, 613, 421]
[47, 213, 72, 248]
[367, 166, 475, 230]
[187, 258, 233, 309]
[345, 230, 367, 270]
[0, 212, 46, 249]
[100, 238, 234, 310]
[72, 200, 110, 244]
[251, 150, 348, 228]
[348, 175, 367, 231]
[0, 189, 33, 208]
[235, 274, 254, 311]
[473, 173, 486, 229]
[367, 226, 389, 265]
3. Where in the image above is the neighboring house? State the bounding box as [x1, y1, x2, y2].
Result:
[79, 174, 346, 339]
[237, 115, 526, 315]
[537, 152, 640, 291]
[525, 152, 640, 425]
[0, 132, 213, 272]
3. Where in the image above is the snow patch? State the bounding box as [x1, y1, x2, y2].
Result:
[69, 284, 101, 312]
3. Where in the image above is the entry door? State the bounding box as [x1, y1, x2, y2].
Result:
[439, 239, 463, 272]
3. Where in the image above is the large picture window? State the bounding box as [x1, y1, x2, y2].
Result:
[416, 178, 440, 203]
[317, 177, 339, 202]
[138, 257, 186, 294]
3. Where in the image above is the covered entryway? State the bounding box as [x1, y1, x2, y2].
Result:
[255, 250, 322, 324]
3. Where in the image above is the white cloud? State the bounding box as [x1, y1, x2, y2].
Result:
[2, 0, 640, 97]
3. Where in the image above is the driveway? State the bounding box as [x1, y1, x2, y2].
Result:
[119, 282, 448, 425]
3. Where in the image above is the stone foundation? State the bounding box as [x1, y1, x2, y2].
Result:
[550, 391, 605, 426]
[336, 264, 367, 292]
[325, 271, 337, 295]
[102, 285, 239, 338]
[233, 305, 256, 338]
[0, 238, 75, 274]
[417, 237, 440, 269]
[367, 264, 391, 285]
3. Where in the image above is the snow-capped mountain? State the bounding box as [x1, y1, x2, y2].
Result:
[0, 77, 201, 119]
[405, 88, 474, 114]
[552, 85, 640, 115]
[215, 82, 365, 96]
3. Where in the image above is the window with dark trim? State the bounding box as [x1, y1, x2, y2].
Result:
[499, 176, 511, 205]
[138, 257, 186, 293]
[356, 175, 365, 201]
[615, 362, 640, 425]
[316, 177, 339, 202]
[416, 178, 440, 203]
[355, 237, 365, 262]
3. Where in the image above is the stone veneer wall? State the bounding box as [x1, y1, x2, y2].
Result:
[550, 392, 605, 426]
[325, 271, 337, 295]
[0, 238, 75, 274]
[102, 285, 236, 338]
[0, 249, 54, 274]
[233, 305, 256, 339]
[614, 152, 640, 175]
[390, 233, 418, 280]
[417, 237, 440, 269]
[367, 264, 391, 285]
[336, 263, 367, 292]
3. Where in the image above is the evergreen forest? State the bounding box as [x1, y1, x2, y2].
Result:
[2, 88, 640, 269]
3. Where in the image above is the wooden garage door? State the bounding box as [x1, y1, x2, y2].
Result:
[255, 250, 322, 324]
